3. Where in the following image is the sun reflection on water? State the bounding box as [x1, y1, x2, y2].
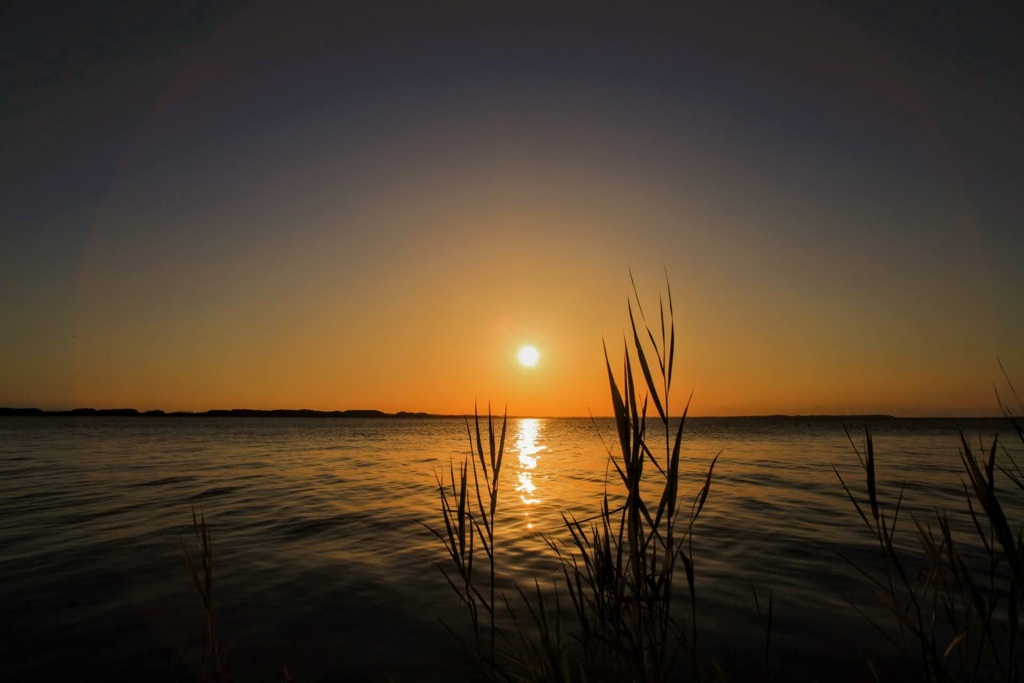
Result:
[514, 418, 546, 528]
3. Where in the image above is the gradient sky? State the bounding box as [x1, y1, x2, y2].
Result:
[3, 1, 1021, 416]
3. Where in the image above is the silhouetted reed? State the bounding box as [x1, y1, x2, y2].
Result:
[429, 276, 719, 681]
[424, 406, 507, 667]
[836, 375, 1024, 681]
[181, 508, 231, 683]
[546, 276, 718, 681]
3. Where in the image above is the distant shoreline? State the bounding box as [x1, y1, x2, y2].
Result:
[0, 407, 1006, 420]
[0, 407, 450, 418]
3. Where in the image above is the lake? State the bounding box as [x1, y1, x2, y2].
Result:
[0, 415, 1019, 681]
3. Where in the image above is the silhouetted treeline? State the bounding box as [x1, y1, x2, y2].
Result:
[0, 407, 443, 418]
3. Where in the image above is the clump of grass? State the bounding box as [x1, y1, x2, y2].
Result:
[836, 386, 1024, 680]
[424, 405, 507, 668]
[545, 275, 717, 681]
[181, 507, 231, 683]
[429, 275, 719, 681]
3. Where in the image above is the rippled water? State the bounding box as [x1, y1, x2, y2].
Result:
[0, 416, 1019, 681]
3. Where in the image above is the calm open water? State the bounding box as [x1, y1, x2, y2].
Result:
[1, 415, 1020, 681]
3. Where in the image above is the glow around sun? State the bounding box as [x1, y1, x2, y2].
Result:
[518, 345, 540, 367]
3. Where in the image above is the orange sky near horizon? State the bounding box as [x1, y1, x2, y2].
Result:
[3, 2, 1021, 418]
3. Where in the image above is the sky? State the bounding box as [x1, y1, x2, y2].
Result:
[2, 0, 1021, 417]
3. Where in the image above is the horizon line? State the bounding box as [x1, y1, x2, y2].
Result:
[0, 406, 1008, 420]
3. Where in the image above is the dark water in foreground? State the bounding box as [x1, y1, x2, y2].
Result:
[1, 416, 1020, 681]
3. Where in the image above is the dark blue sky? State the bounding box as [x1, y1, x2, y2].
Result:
[3, 0, 1021, 415]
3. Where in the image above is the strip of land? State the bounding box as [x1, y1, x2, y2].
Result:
[0, 407, 445, 418]
[2, 408, 955, 420]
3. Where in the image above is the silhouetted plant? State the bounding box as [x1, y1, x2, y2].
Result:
[429, 276, 719, 682]
[181, 508, 231, 683]
[837, 376, 1024, 681]
[424, 406, 507, 669]
[540, 275, 718, 682]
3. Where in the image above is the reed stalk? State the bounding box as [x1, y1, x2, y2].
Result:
[837, 400, 1024, 681]
[428, 274, 719, 681]
[424, 404, 507, 668]
[181, 507, 230, 683]
[546, 273, 718, 681]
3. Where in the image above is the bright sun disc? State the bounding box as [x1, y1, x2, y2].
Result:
[518, 345, 540, 367]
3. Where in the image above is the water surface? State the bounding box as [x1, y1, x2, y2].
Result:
[0, 415, 1018, 680]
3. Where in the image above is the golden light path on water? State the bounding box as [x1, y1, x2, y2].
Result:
[514, 418, 545, 528]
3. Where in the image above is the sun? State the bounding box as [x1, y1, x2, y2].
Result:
[517, 345, 540, 367]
